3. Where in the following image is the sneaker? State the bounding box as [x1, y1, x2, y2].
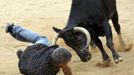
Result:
[5, 23, 14, 33]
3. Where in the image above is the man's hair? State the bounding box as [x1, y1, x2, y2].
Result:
[51, 47, 72, 64]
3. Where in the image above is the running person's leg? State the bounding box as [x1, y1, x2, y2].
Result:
[6, 23, 51, 46]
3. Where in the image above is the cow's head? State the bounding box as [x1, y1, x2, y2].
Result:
[52, 26, 91, 62]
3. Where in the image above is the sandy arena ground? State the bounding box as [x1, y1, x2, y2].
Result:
[0, 0, 134, 75]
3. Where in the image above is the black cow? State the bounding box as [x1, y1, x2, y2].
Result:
[53, 0, 126, 65]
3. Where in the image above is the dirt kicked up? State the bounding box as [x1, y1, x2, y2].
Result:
[0, 0, 134, 75]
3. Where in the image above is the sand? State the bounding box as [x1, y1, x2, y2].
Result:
[0, 0, 134, 75]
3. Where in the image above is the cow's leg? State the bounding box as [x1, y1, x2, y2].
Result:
[111, 11, 126, 51]
[92, 36, 111, 67]
[103, 19, 123, 64]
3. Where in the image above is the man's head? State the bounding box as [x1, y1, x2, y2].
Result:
[51, 47, 72, 67]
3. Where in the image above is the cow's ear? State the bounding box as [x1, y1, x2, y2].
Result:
[53, 27, 62, 33]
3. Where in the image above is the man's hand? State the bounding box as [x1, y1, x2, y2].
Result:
[61, 64, 73, 75]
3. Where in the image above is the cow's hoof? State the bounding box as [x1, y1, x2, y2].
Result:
[96, 59, 113, 68]
[124, 43, 133, 51]
[114, 57, 123, 64]
[117, 43, 133, 52]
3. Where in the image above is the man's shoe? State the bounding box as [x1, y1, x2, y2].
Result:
[5, 23, 14, 33]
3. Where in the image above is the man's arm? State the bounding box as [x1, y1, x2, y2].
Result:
[61, 64, 73, 75]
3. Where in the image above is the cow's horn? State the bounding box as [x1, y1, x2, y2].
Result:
[52, 33, 59, 45]
[73, 27, 91, 51]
